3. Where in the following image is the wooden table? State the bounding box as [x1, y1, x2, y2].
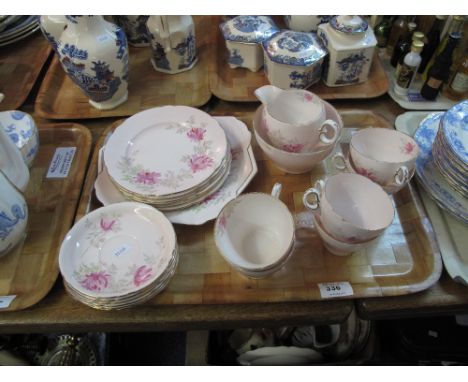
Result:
[1, 89, 468, 333]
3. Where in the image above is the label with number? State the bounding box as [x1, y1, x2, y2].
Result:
[47, 147, 76, 178]
[318, 282, 354, 299]
[0, 295, 16, 309]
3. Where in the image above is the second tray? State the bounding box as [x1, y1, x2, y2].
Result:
[34, 16, 212, 120]
[74, 109, 441, 305]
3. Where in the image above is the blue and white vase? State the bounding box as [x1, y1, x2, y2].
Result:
[112, 16, 150, 47]
[220, 15, 279, 72]
[262, 30, 327, 89]
[317, 16, 377, 87]
[147, 16, 198, 74]
[52, 16, 129, 110]
[0, 168, 28, 258]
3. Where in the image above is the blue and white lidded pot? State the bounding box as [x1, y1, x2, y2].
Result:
[317, 15, 377, 87]
[220, 15, 279, 72]
[112, 16, 150, 47]
[147, 16, 198, 74]
[0, 110, 39, 168]
[262, 30, 328, 89]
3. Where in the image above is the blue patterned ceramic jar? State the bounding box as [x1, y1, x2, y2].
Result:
[112, 16, 150, 47]
[284, 16, 332, 33]
[262, 30, 327, 89]
[317, 15, 377, 87]
[220, 15, 279, 72]
[50, 16, 129, 110]
[0, 169, 28, 258]
[0, 110, 39, 168]
[147, 16, 198, 74]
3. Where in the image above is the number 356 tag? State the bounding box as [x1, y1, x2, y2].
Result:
[318, 282, 354, 299]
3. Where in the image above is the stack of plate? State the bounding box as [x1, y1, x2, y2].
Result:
[432, 100, 468, 198]
[59, 202, 178, 310]
[103, 106, 231, 211]
[413, 100, 468, 225]
[0, 16, 40, 47]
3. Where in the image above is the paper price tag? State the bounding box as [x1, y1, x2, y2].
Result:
[47, 147, 76, 178]
[0, 295, 16, 309]
[318, 282, 353, 299]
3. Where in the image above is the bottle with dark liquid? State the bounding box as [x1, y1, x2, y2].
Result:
[375, 16, 394, 47]
[418, 15, 447, 73]
[387, 15, 408, 52]
[420, 33, 460, 100]
[391, 22, 417, 67]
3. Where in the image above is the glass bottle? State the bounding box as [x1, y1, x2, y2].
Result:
[446, 54, 468, 99]
[418, 16, 447, 73]
[421, 33, 460, 100]
[387, 16, 408, 51]
[375, 16, 393, 47]
[394, 40, 424, 96]
[391, 22, 417, 67]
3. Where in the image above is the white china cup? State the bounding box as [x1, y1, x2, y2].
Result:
[302, 173, 395, 242]
[214, 183, 295, 276]
[254, 85, 340, 152]
[339, 128, 419, 189]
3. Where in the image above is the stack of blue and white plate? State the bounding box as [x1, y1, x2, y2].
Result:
[0, 15, 40, 47]
[414, 100, 468, 225]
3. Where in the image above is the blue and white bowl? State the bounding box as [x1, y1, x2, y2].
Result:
[220, 15, 279, 72]
[262, 30, 327, 89]
[0, 110, 39, 168]
[440, 100, 468, 167]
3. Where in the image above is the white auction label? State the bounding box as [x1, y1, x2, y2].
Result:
[47, 147, 76, 178]
[0, 295, 16, 309]
[318, 282, 354, 299]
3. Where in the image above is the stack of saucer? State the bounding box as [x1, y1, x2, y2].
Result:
[59, 202, 178, 310]
[0, 16, 40, 47]
[103, 106, 231, 211]
[432, 100, 468, 198]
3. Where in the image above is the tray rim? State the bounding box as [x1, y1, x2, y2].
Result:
[0, 122, 92, 311]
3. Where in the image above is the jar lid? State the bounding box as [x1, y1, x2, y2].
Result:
[220, 15, 279, 44]
[262, 30, 327, 67]
[413, 31, 424, 41]
[330, 15, 368, 34]
[411, 40, 424, 52]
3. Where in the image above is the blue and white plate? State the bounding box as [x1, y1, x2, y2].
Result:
[441, 100, 468, 165]
[414, 112, 468, 225]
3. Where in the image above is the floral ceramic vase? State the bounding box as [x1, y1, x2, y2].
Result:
[147, 16, 198, 74]
[317, 15, 377, 87]
[0, 169, 28, 258]
[45, 16, 129, 110]
[112, 16, 150, 47]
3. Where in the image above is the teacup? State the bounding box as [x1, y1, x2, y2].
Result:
[214, 183, 295, 276]
[302, 173, 394, 242]
[254, 85, 340, 152]
[340, 128, 419, 189]
[253, 104, 339, 174]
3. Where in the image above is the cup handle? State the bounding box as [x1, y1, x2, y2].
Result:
[319, 119, 339, 145]
[394, 166, 409, 186]
[303, 187, 321, 210]
[332, 152, 348, 171]
[271, 183, 282, 199]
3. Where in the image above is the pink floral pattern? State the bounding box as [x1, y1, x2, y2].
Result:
[135, 170, 161, 185]
[187, 127, 206, 142]
[303, 93, 314, 102]
[189, 154, 214, 173]
[133, 265, 153, 287]
[80, 271, 110, 291]
[282, 143, 304, 153]
[100, 218, 116, 232]
[218, 214, 227, 232]
[355, 167, 378, 183]
[401, 141, 416, 155]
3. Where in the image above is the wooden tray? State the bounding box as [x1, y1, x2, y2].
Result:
[34, 16, 212, 120]
[0, 123, 91, 311]
[74, 109, 441, 305]
[0, 32, 52, 111]
[209, 16, 389, 102]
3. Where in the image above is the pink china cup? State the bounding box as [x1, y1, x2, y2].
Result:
[252, 102, 342, 174]
[254, 85, 340, 153]
[340, 128, 419, 189]
[214, 183, 295, 276]
[313, 214, 377, 256]
[302, 173, 395, 242]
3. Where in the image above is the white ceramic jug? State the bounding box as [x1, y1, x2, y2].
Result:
[0, 169, 28, 258]
[147, 16, 198, 74]
[45, 16, 129, 110]
[0, 125, 29, 192]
